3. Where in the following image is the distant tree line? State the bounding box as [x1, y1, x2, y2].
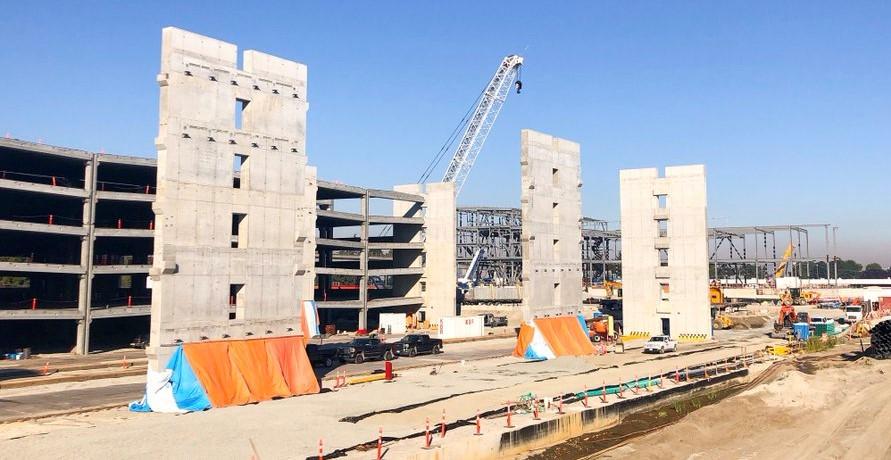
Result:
[710, 260, 890, 280]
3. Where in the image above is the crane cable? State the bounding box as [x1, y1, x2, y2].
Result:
[416, 83, 488, 184]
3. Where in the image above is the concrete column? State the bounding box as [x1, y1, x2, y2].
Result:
[358, 193, 369, 330]
[75, 157, 98, 354]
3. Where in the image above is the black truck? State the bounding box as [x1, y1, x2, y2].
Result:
[305, 343, 340, 368]
[336, 337, 398, 364]
[395, 334, 443, 357]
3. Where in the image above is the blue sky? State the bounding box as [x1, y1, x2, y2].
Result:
[1, 2, 889, 265]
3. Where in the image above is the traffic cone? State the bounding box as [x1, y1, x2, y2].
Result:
[376, 427, 383, 460]
[423, 417, 432, 449]
[474, 410, 483, 435]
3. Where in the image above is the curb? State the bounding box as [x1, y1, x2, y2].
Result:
[0, 401, 128, 425]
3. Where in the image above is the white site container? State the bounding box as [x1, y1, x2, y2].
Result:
[777, 277, 802, 290]
[378, 313, 407, 335]
[438, 315, 485, 339]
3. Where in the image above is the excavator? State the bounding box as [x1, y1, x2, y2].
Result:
[773, 289, 797, 335]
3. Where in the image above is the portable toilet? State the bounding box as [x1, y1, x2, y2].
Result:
[793, 322, 810, 340]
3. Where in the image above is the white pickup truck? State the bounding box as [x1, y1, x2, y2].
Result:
[845, 305, 863, 323]
[643, 335, 678, 354]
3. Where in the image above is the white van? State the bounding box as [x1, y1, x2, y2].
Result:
[845, 305, 863, 323]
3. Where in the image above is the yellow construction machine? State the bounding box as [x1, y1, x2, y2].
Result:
[603, 280, 623, 299]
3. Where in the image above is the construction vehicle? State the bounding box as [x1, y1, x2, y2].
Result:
[586, 314, 618, 342]
[603, 280, 622, 299]
[457, 248, 485, 293]
[438, 55, 524, 196]
[713, 313, 733, 330]
[774, 291, 797, 333]
[431, 55, 522, 291]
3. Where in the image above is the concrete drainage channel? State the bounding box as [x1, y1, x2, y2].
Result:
[311, 354, 770, 459]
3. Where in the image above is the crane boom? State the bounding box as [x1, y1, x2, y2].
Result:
[442, 54, 523, 196]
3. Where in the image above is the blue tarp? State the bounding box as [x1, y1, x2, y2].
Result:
[166, 346, 212, 411]
[128, 346, 211, 413]
[576, 314, 590, 335]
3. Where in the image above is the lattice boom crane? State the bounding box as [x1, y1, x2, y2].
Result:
[441, 54, 523, 196]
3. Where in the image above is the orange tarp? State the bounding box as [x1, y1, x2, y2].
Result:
[183, 341, 253, 407]
[512, 323, 535, 357]
[533, 316, 595, 356]
[266, 336, 320, 396]
[228, 340, 292, 401]
[183, 336, 320, 408]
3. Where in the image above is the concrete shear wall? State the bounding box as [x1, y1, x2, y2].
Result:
[519, 129, 583, 319]
[619, 165, 710, 337]
[149, 27, 315, 369]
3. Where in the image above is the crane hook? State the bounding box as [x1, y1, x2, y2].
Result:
[515, 80, 523, 94]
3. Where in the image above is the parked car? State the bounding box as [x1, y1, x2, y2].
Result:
[395, 334, 443, 357]
[483, 313, 508, 328]
[130, 335, 148, 349]
[305, 343, 340, 368]
[336, 337, 398, 364]
[643, 335, 678, 354]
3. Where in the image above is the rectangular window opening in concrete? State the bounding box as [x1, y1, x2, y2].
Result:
[658, 248, 669, 267]
[233, 154, 248, 189]
[229, 283, 244, 321]
[656, 194, 667, 209]
[660, 282, 670, 301]
[420, 281, 426, 292]
[552, 168, 559, 186]
[657, 219, 668, 237]
[235, 98, 250, 130]
[231, 213, 247, 248]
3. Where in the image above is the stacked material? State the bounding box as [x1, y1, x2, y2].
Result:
[869, 319, 891, 359]
[130, 336, 319, 413]
[513, 315, 595, 360]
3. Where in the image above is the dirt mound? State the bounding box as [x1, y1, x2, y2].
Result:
[605, 352, 891, 459]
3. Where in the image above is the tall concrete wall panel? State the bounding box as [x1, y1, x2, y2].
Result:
[423, 182, 457, 324]
[519, 129, 583, 319]
[619, 165, 710, 338]
[149, 28, 314, 369]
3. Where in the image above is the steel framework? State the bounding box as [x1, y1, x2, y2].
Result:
[708, 224, 836, 285]
[456, 207, 623, 285]
[457, 208, 836, 287]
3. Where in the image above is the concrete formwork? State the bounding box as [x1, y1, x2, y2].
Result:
[148, 27, 315, 369]
[619, 165, 710, 338]
[519, 129, 584, 319]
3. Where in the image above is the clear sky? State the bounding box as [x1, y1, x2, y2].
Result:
[1, 2, 889, 265]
